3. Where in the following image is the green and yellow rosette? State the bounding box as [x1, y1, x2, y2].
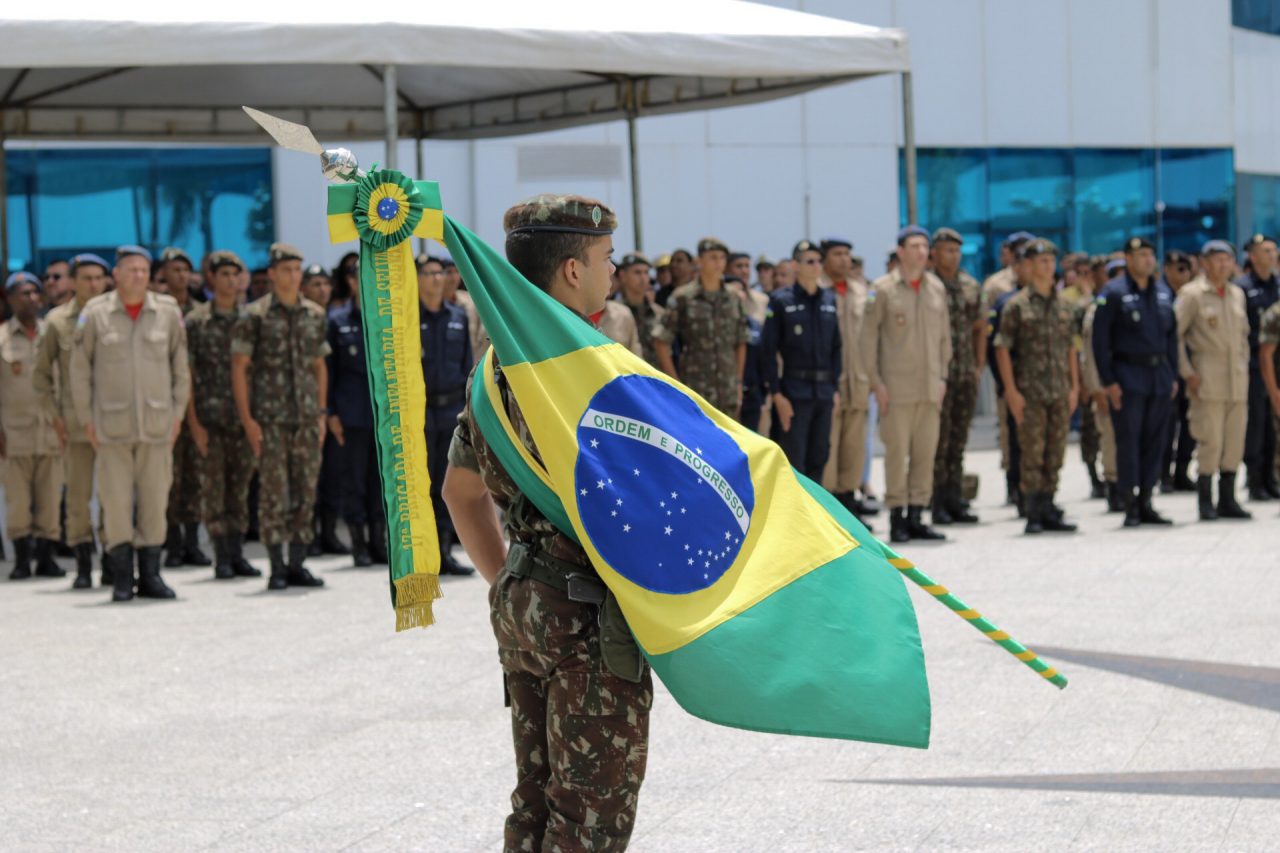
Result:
[327, 169, 445, 631]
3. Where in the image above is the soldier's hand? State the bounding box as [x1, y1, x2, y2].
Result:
[318, 414, 328, 448]
[85, 423, 99, 451]
[1185, 373, 1201, 399]
[170, 417, 183, 448]
[873, 383, 889, 414]
[328, 414, 345, 446]
[1006, 388, 1026, 425]
[52, 417, 67, 449]
[1170, 382, 1180, 401]
[1270, 389, 1280, 418]
[1092, 391, 1107, 410]
[1105, 383, 1123, 411]
[773, 393, 794, 432]
[190, 421, 210, 457]
[1068, 388, 1079, 416]
[244, 419, 263, 458]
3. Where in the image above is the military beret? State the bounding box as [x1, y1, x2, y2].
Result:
[896, 225, 930, 246]
[1105, 258, 1127, 275]
[931, 227, 964, 246]
[617, 252, 650, 270]
[268, 242, 304, 266]
[696, 237, 729, 256]
[69, 253, 110, 275]
[655, 254, 673, 268]
[503, 194, 616, 238]
[208, 250, 246, 273]
[159, 246, 193, 268]
[1003, 231, 1035, 247]
[1123, 236, 1155, 253]
[5, 270, 41, 293]
[1245, 233, 1276, 249]
[792, 239, 823, 260]
[820, 236, 853, 253]
[1200, 240, 1234, 257]
[115, 244, 152, 264]
[1021, 238, 1058, 258]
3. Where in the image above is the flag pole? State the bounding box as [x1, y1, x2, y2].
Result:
[887, 555, 1067, 689]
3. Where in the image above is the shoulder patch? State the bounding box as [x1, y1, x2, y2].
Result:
[1095, 296, 1107, 306]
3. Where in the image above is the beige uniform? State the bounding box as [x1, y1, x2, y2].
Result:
[820, 274, 872, 495]
[452, 290, 491, 359]
[598, 300, 643, 357]
[861, 270, 952, 508]
[1080, 302, 1117, 481]
[0, 317, 63, 541]
[982, 266, 1017, 469]
[32, 297, 97, 545]
[1175, 278, 1250, 476]
[71, 291, 190, 549]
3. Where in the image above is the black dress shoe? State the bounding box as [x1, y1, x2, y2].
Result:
[439, 552, 475, 576]
[1137, 491, 1172, 525]
[906, 506, 946, 541]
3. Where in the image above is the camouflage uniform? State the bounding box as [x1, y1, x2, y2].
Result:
[166, 303, 203, 528]
[982, 266, 1017, 471]
[1260, 301, 1280, 478]
[453, 193, 652, 852]
[615, 294, 665, 368]
[231, 293, 330, 546]
[933, 269, 982, 506]
[187, 300, 255, 536]
[653, 282, 748, 416]
[993, 286, 1076, 496]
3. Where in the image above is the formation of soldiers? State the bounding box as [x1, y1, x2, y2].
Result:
[2, 242, 476, 598]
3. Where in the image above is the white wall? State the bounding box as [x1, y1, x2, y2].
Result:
[277, 0, 1267, 276]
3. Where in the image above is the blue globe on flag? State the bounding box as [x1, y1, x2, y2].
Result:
[573, 375, 755, 594]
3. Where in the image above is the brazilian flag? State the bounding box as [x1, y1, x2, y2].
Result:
[444, 218, 931, 747]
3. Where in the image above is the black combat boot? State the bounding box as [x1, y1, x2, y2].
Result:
[1137, 489, 1172, 525]
[1172, 462, 1196, 492]
[286, 542, 325, 587]
[946, 483, 978, 524]
[1023, 493, 1044, 535]
[1087, 464, 1105, 499]
[889, 508, 910, 544]
[1105, 481, 1124, 513]
[182, 523, 212, 567]
[212, 536, 235, 580]
[1122, 490, 1141, 528]
[34, 539, 66, 577]
[1197, 475, 1218, 521]
[108, 544, 135, 602]
[72, 542, 95, 589]
[907, 506, 946, 541]
[1266, 468, 1280, 500]
[349, 524, 373, 568]
[1247, 466, 1271, 501]
[1217, 472, 1252, 520]
[439, 550, 475, 576]
[9, 536, 33, 580]
[266, 545, 289, 590]
[229, 534, 262, 577]
[100, 546, 114, 586]
[368, 520, 389, 565]
[930, 491, 954, 525]
[318, 512, 350, 555]
[163, 523, 184, 567]
[135, 547, 176, 599]
[1004, 470, 1018, 506]
[1041, 493, 1077, 532]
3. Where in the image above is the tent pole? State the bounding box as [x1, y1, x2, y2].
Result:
[415, 122, 425, 255]
[0, 130, 8, 276]
[901, 71, 918, 226]
[383, 64, 398, 169]
[625, 81, 643, 252]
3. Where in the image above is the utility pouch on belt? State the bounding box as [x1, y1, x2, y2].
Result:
[505, 543, 646, 683]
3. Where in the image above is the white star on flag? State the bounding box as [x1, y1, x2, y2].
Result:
[596, 480, 605, 490]
[590, 439, 599, 448]
[579, 488, 587, 496]
[616, 498, 623, 506]
[633, 468, 640, 476]
[623, 524, 631, 532]
[671, 491, 678, 499]
[664, 526, 672, 535]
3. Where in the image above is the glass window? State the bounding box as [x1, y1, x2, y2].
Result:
[4, 147, 273, 275]
[1159, 149, 1235, 253]
[1071, 149, 1155, 256]
[1233, 0, 1280, 36]
[899, 148, 989, 279]
[987, 149, 1072, 265]
[1238, 173, 1280, 241]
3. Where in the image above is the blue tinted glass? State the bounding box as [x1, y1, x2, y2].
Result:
[1238, 173, 1280, 240]
[1071, 149, 1154, 255]
[4, 147, 273, 275]
[1159, 149, 1234, 252]
[899, 148, 988, 278]
[988, 149, 1071, 260]
[1233, 0, 1280, 35]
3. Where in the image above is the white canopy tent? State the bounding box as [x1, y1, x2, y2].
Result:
[0, 1, 915, 269]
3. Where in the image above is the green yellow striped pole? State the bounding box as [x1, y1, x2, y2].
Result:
[888, 556, 1068, 689]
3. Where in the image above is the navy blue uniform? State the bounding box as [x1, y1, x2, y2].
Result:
[761, 283, 841, 481]
[1234, 270, 1280, 484]
[1091, 274, 1178, 494]
[420, 300, 473, 555]
[327, 301, 385, 528]
[739, 313, 765, 433]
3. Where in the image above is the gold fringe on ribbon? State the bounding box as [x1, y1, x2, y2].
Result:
[394, 573, 443, 633]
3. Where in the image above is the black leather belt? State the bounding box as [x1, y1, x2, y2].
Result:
[1113, 353, 1166, 368]
[428, 388, 465, 407]
[785, 369, 834, 383]
[505, 542, 605, 604]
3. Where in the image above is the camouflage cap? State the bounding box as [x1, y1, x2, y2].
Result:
[268, 242, 304, 266]
[159, 246, 193, 268]
[1021, 238, 1058, 258]
[208, 250, 245, 273]
[697, 237, 729, 256]
[931, 227, 964, 246]
[503, 194, 616, 237]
